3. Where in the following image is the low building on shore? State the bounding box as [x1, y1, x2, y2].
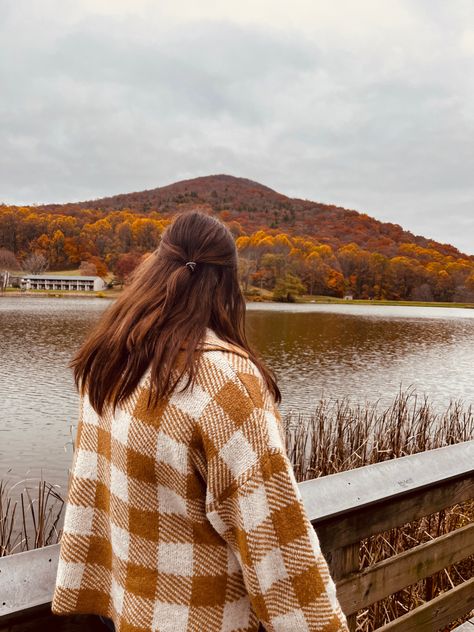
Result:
[20, 274, 106, 292]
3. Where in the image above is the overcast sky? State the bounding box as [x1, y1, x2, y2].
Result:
[1, 0, 473, 254]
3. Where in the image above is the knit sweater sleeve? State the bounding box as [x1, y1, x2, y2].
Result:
[198, 362, 349, 632]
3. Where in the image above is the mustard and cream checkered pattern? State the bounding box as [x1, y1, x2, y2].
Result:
[51, 328, 348, 631]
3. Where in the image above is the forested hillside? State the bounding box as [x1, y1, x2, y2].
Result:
[1, 174, 473, 301]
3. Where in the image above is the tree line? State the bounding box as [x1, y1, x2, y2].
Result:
[0, 204, 473, 301]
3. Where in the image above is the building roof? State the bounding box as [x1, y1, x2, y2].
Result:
[21, 275, 100, 281]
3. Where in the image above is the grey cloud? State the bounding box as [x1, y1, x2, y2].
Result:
[0, 1, 472, 254]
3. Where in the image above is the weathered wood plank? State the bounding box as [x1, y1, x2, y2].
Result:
[315, 474, 474, 552]
[328, 543, 359, 631]
[376, 577, 474, 632]
[300, 441, 474, 522]
[337, 522, 474, 614]
[0, 543, 59, 617]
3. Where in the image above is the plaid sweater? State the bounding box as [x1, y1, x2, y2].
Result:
[51, 327, 348, 632]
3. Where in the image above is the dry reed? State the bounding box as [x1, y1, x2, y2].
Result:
[0, 473, 64, 556]
[283, 386, 474, 631]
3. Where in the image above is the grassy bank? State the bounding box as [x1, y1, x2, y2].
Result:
[1, 288, 120, 298]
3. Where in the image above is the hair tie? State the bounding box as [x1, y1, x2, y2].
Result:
[185, 261, 197, 272]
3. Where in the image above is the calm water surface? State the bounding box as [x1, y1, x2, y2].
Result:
[1, 297, 473, 492]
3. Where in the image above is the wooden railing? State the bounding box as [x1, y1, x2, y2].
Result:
[303, 440, 474, 631]
[1, 441, 473, 631]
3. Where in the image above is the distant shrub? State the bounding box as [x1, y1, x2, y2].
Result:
[272, 273, 305, 302]
[244, 287, 260, 296]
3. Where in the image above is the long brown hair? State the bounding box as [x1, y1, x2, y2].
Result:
[72, 210, 281, 414]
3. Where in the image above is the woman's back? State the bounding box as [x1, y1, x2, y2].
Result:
[52, 326, 347, 631]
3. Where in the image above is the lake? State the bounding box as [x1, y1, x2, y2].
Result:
[1, 296, 473, 493]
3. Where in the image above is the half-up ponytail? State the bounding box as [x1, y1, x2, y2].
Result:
[71, 210, 281, 414]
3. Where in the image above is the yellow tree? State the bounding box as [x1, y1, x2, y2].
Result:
[50, 230, 66, 267]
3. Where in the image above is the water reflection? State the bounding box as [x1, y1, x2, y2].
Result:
[0, 297, 473, 491]
[245, 306, 474, 412]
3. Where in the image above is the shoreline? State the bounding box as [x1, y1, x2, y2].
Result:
[1, 290, 119, 299]
[1, 289, 474, 309]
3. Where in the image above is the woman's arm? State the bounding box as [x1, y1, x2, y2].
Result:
[206, 449, 348, 631]
[197, 363, 349, 631]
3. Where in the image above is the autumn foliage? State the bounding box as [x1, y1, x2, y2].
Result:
[1, 175, 473, 301]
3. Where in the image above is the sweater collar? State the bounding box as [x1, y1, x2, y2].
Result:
[199, 327, 250, 359]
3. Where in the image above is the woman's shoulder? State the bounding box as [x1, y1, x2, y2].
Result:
[198, 328, 261, 380]
[196, 330, 275, 413]
[198, 327, 249, 359]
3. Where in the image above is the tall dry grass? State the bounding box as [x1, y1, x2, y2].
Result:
[283, 386, 474, 631]
[283, 386, 473, 478]
[0, 475, 64, 556]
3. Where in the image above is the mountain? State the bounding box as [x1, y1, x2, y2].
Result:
[37, 174, 465, 260]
